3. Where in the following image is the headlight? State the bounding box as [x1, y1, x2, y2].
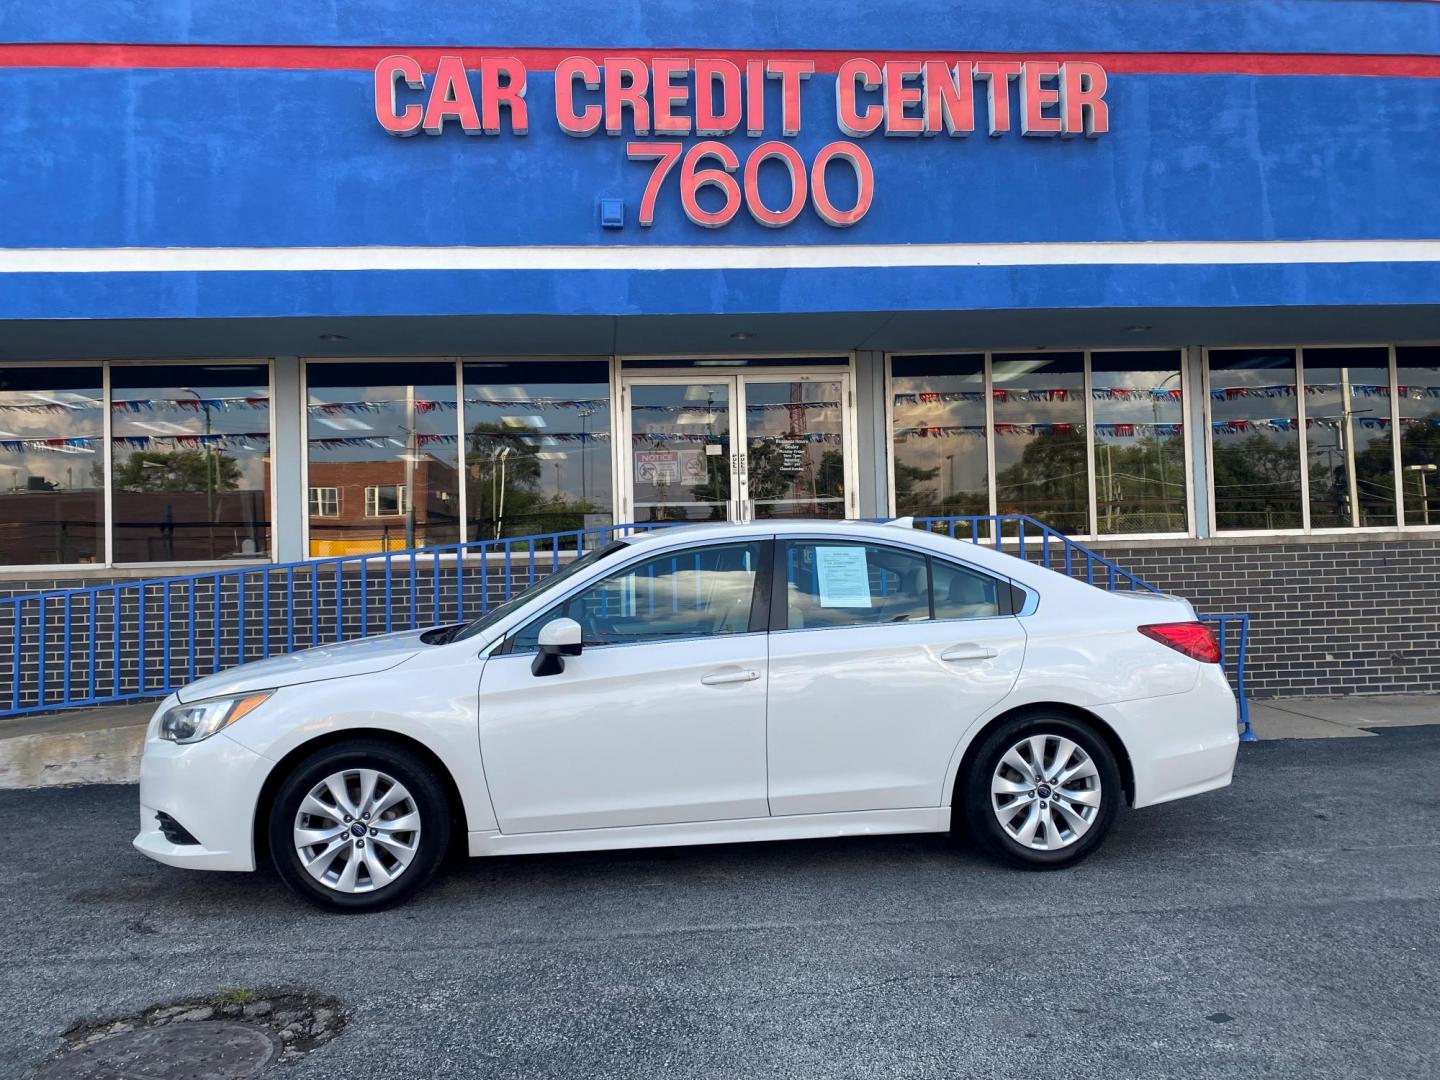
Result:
[159, 691, 273, 744]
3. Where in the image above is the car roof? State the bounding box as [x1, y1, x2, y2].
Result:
[616, 518, 1058, 588]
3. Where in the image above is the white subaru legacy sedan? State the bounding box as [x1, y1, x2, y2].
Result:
[134, 520, 1239, 911]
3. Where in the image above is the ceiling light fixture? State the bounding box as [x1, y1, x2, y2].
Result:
[318, 333, 348, 342]
[729, 331, 755, 340]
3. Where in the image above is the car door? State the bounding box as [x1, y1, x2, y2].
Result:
[766, 538, 1026, 816]
[476, 538, 772, 834]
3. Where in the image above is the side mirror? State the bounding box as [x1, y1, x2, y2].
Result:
[531, 617, 582, 677]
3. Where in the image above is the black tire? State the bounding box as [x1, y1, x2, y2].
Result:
[961, 712, 1122, 870]
[268, 739, 452, 912]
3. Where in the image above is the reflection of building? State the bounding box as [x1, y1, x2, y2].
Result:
[299, 458, 460, 556]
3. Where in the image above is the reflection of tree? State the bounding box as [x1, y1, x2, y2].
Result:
[1093, 435, 1187, 532]
[112, 450, 241, 493]
[1354, 412, 1440, 523]
[466, 424, 600, 537]
[995, 429, 1089, 532]
[1212, 434, 1304, 530]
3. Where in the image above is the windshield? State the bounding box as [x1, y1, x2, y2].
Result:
[451, 540, 629, 643]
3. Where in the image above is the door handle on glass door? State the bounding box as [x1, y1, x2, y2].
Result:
[940, 645, 997, 662]
[700, 669, 761, 686]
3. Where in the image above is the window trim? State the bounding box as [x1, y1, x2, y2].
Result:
[498, 536, 775, 656]
[308, 486, 340, 518]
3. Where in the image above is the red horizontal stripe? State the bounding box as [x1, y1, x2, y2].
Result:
[1, 42, 1439, 77]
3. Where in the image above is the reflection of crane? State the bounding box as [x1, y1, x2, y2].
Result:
[788, 381, 818, 513]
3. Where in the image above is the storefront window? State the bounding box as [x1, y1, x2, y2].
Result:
[890, 355, 989, 519]
[1091, 351, 1186, 535]
[991, 353, 1088, 534]
[1302, 347, 1395, 528]
[463, 361, 612, 539]
[1396, 347, 1440, 526]
[110, 363, 272, 563]
[1209, 350, 1304, 531]
[306, 361, 461, 556]
[0, 366, 105, 565]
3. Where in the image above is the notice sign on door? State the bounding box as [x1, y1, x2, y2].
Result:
[814, 546, 872, 608]
[776, 439, 807, 473]
[635, 450, 705, 486]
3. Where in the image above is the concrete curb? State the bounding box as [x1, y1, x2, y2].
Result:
[0, 703, 152, 789]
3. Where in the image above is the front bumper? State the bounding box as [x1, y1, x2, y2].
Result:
[133, 726, 272, 872]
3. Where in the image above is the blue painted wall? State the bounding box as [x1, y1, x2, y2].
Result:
[1, 0, 1438, 320]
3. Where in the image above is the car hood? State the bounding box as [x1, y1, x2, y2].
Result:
[175, 628, 430, 702]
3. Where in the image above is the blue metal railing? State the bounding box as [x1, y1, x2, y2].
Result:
[0, 523, 675, 719]
[0, 515, 1251, 736]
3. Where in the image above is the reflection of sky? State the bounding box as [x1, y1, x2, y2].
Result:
[0, 387, 103, 489]
[891, 373, 987, 496]
[113, 383, 271, 489]
[307, 383, 459, 469]
[466, 380, 611, 501]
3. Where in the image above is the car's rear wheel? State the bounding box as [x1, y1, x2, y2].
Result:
[962, 713, 1121, 870]
[268, 740, 451, 912]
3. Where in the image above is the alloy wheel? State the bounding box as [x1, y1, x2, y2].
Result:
[292, 768, 422, 893]
[989, 734, 1102, 852]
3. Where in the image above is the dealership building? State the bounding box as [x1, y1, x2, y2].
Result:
[2, 0, 1439, 702]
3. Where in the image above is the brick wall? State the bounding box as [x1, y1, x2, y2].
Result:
[1096, 536, 1440, 698]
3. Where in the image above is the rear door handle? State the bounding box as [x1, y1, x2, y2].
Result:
[941, 645, 997, 662]
[701, 668, 761, 686]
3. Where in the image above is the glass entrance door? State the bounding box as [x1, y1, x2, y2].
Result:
[739, 377, 848, 520]
[621, 371, 854, 524]
[625, 380, 737, 523]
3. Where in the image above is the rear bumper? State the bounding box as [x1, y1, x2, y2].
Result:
[133, 726, 270, 872]
[1101, 665, 1240, 809]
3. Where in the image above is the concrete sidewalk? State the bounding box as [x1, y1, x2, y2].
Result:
[1, 693, 1437, 789]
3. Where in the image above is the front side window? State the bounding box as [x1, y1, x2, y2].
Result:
[510, 541, 762, 652]
[1209, 349, 1303, 531]
[110, 363, 272, 563]
[784, 541, 931, 629]
[0, 366, 104, 566]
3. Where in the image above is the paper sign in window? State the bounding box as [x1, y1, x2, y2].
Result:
[814, 546, 872, 608]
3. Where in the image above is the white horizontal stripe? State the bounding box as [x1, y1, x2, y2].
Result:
[1, 240, 1438, 274]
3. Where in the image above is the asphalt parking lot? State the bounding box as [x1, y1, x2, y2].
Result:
[3, 727, 1439, 1080]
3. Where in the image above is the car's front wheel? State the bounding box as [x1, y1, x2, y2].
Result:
[962, 713, 1121, 869]
[268, 740, 452, 912]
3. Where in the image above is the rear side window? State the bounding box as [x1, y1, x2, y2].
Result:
[781, 540, 1014, 630]
[784, 542, 930, 628]
[932, 560, 1002, 620]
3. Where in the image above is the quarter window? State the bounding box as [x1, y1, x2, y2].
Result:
[510, 541, 762, 652]
[932, 560, 1003, 620]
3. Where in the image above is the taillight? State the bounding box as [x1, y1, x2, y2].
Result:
[1139, 622, 1221, 663]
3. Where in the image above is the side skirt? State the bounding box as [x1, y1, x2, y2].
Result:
[467, 807, 951, 858]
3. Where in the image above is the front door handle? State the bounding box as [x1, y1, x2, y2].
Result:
[941, 645, 997, 662]
[701, 668, 761, 686]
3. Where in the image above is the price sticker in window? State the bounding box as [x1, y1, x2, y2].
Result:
[814, 546, 872, 608]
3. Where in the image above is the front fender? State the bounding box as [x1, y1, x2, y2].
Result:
[222, 663, 496, 833]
